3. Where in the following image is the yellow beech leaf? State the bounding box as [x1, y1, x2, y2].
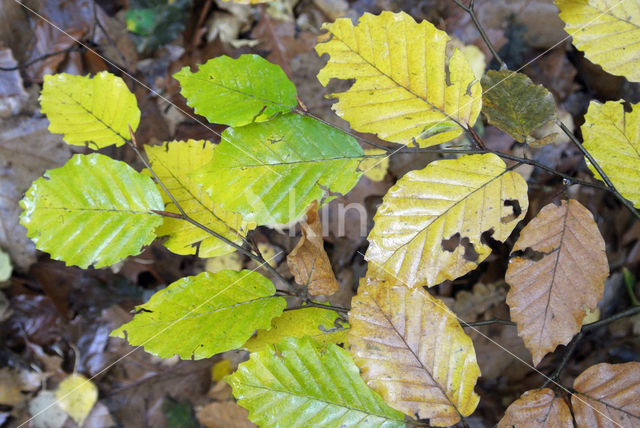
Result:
[287, 201, 339, 296]
[349, 279, 480, 426]
[315, 11, 482, 147]
[556, 0, 640, 82]
[366, 153, 528, 288]
[506, 200, 609, 366]
[55, 374, 98, 426]
[498, 388, 573, 428]
[146, 140, 254, 258]
[581, 100, 640, 207]
[359, 149, 389, 182]
[205, 252, 244, 273]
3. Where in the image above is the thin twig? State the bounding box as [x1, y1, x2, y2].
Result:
[451, 0, 506, 68]
[0, 46, 85, 71]
[582, 306, 640, 331]
[462, 318, 515, 327]
[557, 120, 640, 221]
[126, 126, 300, 294]
[542, 331, 584, 387]
[285, 301, 350, 314]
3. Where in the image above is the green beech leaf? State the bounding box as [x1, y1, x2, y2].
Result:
[145, 140, 254, 258]
[481, 70, 556, 143]
[20, 153, 163, 269]
[227, 336, 406, 427]
[40, 72, 140, 148]
[174, 54, 297, 127]
[193, 113, 364, 225]
[126, 0, 193, 54]
[111, 270, 286, 359]
[244, 306, 349, 352]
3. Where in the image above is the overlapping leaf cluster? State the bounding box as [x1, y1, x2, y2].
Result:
[16, 4, 640, 427]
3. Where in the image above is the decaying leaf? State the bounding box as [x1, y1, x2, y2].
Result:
[348, 279, 480, 426]
[196, 401, 256, 428]
[572, 362, 640, 427]
[581, 100, 640, 208]
[506, 200, 609, 365]
[287, 201, 339, 295]
[481, 70, 556, 143]
[315, 11, 482, 147]
[556, 0, 640, 82]
[55, 374, 98, 427]
[366, 153, 528, 288]
[498, 388, 572, 428]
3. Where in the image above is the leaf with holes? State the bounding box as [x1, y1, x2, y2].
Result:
[581, 100, 640, 207]
[19, 153, 163, 269]
[192, 113, 363, 225]
[481, 70, 556, 143]
[506, 200, 609, 365]
[315, 11, 482, 147]
[572, 362, 640, 427]
[366, 153, 528, 288]
[146, 140, 253, 258]
[498, 388, 572, 428]
[111, 270, 286, 359]
[40, 72, 140, 148]
[174, 54, 297, 127]
[556, 0, 640, 82]
[348, 278, 480, 426]
[227, 336, 406, 427]
[244, 305, 349, 352]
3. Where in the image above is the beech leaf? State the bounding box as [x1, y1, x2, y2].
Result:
[506, 200, 609, 365]
[572, 362, 640, 427]
[498, 388, 572, 428]
[481, 70, 556, 143]
[366, 153, 528, 288]
[55, 374, 98, 427]
[581, 100, 640, 207]
[348, 279, 480, 426]
[287, 201, 339, 296]
[315, 11, 482, 147]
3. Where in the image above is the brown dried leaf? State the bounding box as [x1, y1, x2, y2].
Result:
[348, 279, 480, 426]
[287, 202, 339, 296]
[506, 200, 609, 365]
[196, 401, 256, 428]
[498, 388, 573, 428]
[572, 362, 640, 428]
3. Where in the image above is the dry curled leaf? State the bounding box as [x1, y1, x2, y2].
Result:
[572, 362, 640, 428]
[287, 201, 339, 296]
[498, 388, 572, 428]
[348, 279, 480, 426]
[506, 200, 609, 365]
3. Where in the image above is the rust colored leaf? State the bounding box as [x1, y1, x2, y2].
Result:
[348, 278, 480, 426]
[572, 362, 640, 428]
[498, 388, 572, 428]
[287, 202, 339, 296]
[506, 200, 608, 365]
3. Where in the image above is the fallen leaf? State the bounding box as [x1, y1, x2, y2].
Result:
[55, 374, 98, 426]
[0, 368, 25, 406]
[0, 248, 11, 282]
[498, 388, 572, 428]
[506, 200, 609, 365]
[206, 253, 244, 273]
[196, 401, 256, 428]
[28, 390, 67, 428]
[0, 48, 28, 118]
[287, 201, 339, 296]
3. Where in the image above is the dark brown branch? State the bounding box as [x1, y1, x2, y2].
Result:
[451, 0, 506, 68]
[0, 46, 85, 71]
[285, 301, 350, 314]
[462, 318, 515, 327]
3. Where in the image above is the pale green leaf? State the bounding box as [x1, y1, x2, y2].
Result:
[481, 70, 556, 143]
[244, 306, 349, 352]
[581, 100, 640, 207]
[40, 72, 140, 148]
[315, 11, 482, 147]
[193, 113, 364, 225]
[111, 270, 286, 359]
[20, 153, 163, 269]
[174, 54, 297, 127]
[146, 140, 253, 257]
[227, 336, 406, 427]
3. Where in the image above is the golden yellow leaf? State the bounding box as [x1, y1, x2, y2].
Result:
[287, 201, 339, 296]
[498, 388, 572, 428]
[359, 149, 389, 182]
[315, 11, 482, 147]
[205, 252, 244, 273]
[506, 200, 609, 366]
[55, 374, 98, 426]
[349, 278, 480, 426]
[146, 140, 253, 258]
[211, 360, 232, 382]
[556, 0, 640, 82]
[572, 362, 640, 427]
[581, 100, 640, 207]
[366, 153, 528, 288]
